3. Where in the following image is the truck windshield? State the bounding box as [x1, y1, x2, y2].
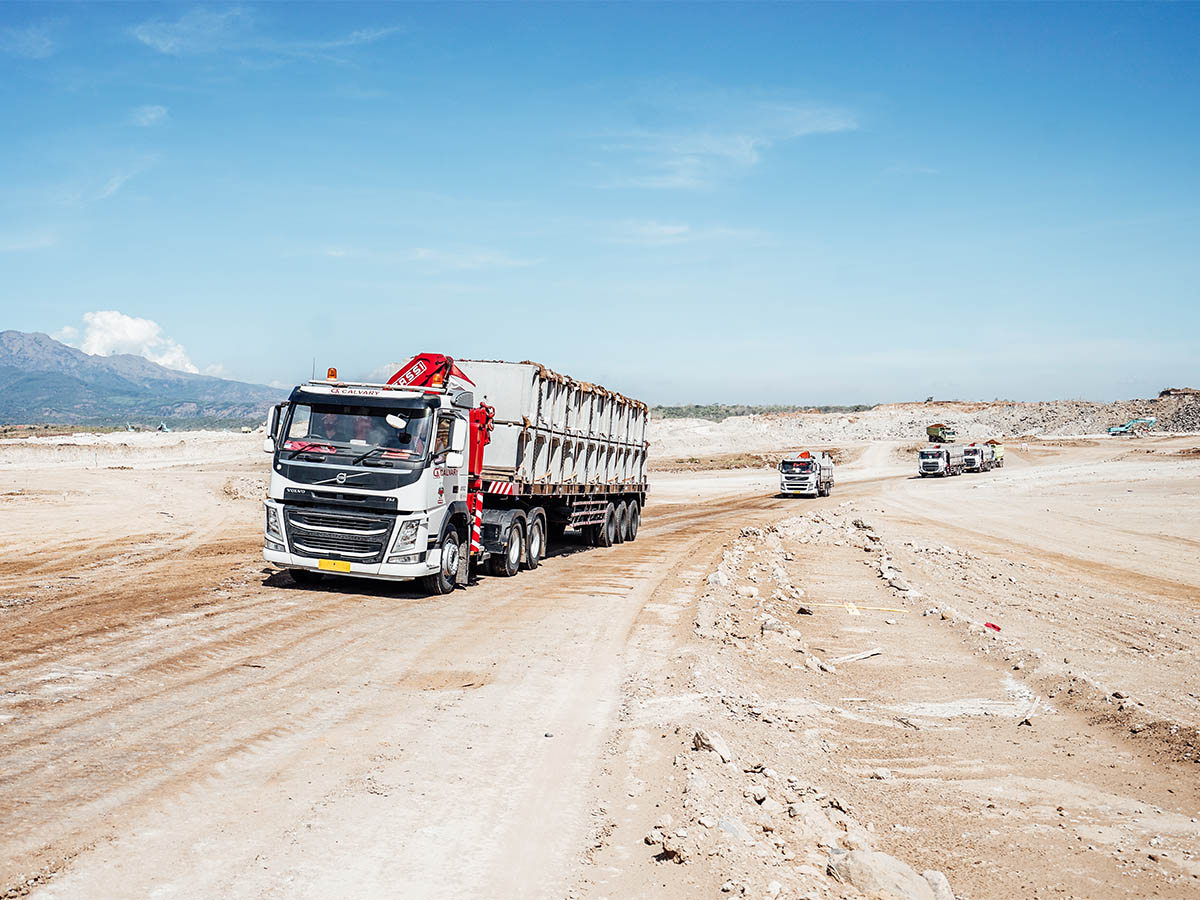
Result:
[782, 460, 814, 473]
[281, 403, 433, 466]
[919, 451, 942, 460]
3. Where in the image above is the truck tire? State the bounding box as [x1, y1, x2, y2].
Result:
[422, 530, 461, 595]
[613, 501, 629, 543]
[523, 517, 544, 570]
[825, 480, 833, 497]
[289, 568, 322, 586]
[626, 500, 640, 541]
[593, 502, 616, 547]
[489, 521, 523, 577]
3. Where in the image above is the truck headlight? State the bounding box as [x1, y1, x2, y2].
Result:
[392, 519, 421, 551]
[265, 505, 283, 540]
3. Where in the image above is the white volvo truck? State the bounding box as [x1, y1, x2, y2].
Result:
[262, 354, 648, 594]
[779, 451, 834, 497]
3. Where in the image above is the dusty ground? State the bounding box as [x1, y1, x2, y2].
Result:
[1, 433, 1197, 899]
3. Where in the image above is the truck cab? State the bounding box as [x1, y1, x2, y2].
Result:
[262, 375, 474, 593]
[963, 442, 993, 472]
[779, 451, 834, 497]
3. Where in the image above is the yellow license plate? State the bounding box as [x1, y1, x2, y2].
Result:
[318, 559, 351, 572]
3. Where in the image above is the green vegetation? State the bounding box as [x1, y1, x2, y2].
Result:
[650, 403, 875, 421]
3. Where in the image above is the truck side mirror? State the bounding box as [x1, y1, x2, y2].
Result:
[264, 402, 287, 454]
[450, 418, 467, 453]
[444, 450, 465, 469]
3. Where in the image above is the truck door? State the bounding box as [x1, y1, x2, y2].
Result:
[431, 414, 457, 509]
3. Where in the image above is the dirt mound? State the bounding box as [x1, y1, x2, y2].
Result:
[650, 394, 1200, 460]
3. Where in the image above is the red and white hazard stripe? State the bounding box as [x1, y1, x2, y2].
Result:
[485, 481, 515, 496]
[469, 492, 483, 553]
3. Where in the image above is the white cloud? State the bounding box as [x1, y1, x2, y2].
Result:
[886, 163, 939, 176]
[55, 311, 199, 374]
[312, 244, 537, 269]
[601, 100, 857, 190]
[131, 105, 168, 127]
[0, 23, 56, 59]
[0, 230, 57, 252]
[620, 221, 693, 245]
[132, 7, 250, 55]
[95, 172, 136, 200]
[612, 220, 762, 247]
[131, 7, 401, 61]
[407, 247, 537, 270]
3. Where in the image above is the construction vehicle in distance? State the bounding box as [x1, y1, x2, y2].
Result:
[963, 442, 996, 472]
[918, 444, 965, 477]
[926, 423, 957, 442]
[1107, 417, 1157, 435]
[986, 439, 1005, 467]
[779, 451, 834, 497]
[262, 354, 648, 594]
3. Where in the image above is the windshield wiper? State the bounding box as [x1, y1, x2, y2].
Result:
[349, 445, 405, 466]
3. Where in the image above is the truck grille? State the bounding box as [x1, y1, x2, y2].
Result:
[782, 477, 815, 490]
[284, 507, 394, 563]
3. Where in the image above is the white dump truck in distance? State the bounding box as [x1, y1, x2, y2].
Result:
[779, 451, 834, 497]
[263, 354, 648, 594]
[917, 444, 965, 477]
[962, 442, 996, 472]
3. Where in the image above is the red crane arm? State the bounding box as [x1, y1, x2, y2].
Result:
[387, 353, 476, 389]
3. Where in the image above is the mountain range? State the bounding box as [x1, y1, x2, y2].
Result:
[0, 330, 282, 425]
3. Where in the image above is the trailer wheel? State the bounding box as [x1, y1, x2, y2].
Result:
[289, 569, 322, 586]
[613, 501, 629, 543]
[593, 502, 616, 547]
[523, 518, 544, 570]
[626, 500, 640, 541]
[422, 530, 461, 595]
[489, 521, 523, 577]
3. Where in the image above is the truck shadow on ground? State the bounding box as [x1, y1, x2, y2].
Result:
[257, 532, 601, 599]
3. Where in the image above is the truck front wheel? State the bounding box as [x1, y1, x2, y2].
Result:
[423, 530, 461, 595]
[489, 522, 523, 577]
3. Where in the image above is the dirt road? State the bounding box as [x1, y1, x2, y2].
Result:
[1, 437, 1197, 898]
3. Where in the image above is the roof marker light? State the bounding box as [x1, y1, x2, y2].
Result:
[327, 367, 338, 380]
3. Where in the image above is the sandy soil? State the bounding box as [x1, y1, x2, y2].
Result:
[1, 433, 1197, 899]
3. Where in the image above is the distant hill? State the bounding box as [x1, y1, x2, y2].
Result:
[0, 331, 283, 425]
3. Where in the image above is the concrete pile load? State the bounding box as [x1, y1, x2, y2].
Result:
[465, 359, 648, 490]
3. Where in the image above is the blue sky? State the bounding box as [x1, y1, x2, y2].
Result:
[1, 2, 1197, 403]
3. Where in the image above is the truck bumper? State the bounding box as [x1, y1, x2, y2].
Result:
[263, 499, 439, 583]
[780, 477, 818, 495]
[264, 545, 439, 582]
